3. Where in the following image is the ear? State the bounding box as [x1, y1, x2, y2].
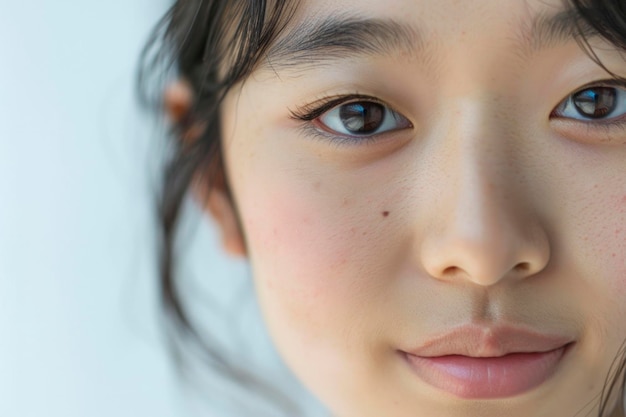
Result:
[203, 188, 247, 257]
[163, 79, 205, 142]
[164, 79, 193, 123]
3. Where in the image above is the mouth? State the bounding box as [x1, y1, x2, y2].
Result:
[400, 324, 576, 399]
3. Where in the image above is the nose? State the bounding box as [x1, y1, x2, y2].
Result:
[418, 107, 550, 287]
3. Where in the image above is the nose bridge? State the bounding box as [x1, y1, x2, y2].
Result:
[449, 100, 513, 243]
[419, 98, 549, 286]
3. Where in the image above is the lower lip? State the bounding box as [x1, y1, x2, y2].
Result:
[403, 344, 571, 399]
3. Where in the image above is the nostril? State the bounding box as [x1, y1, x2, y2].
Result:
[442, 266, 461, 276]
[439, 262, 532, 282]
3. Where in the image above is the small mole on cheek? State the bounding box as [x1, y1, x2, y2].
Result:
[382, 211, 390, 218]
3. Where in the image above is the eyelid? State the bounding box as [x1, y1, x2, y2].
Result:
[571, 78, 626, 91]
[561, 78, 626, 102]
[289, 93, 391, 121]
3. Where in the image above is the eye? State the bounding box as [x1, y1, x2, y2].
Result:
[318, 101, 412, 136]
[552, 85, 626, 121]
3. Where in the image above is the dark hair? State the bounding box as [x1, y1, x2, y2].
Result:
[139, 0, 626, 415]
[138, 0, 305, 414]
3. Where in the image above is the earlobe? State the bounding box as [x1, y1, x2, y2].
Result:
[204, 189, 247, 258]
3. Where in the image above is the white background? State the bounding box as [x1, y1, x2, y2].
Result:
[0, 1, 328, 416]
[0, 0, 188, 415]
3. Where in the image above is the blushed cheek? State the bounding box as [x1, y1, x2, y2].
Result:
[240, 179, 365, 320]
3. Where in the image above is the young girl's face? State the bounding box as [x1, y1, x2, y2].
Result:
[212, 0, 626, 415]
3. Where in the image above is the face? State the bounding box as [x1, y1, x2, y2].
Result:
[213, 0, 626, 416]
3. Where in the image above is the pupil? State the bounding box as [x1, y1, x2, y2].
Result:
[339, 102, 385, 134]
[573, 87, 616, 118]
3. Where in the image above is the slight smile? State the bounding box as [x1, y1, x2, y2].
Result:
[400, 325, 576, 399]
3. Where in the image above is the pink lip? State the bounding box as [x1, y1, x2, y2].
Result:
[401, 325, 575, 399]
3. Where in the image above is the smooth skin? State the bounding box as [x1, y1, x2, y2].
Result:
[170, 0, 626, 416]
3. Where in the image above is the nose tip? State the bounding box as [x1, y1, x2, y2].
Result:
[421, 225, 550, 286]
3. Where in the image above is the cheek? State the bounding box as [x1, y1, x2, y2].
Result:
[241, 177, 385, 320]
[236, 172, 366, 325]
[580, 192, 626, 298]
[610, 195, 626, 294]
[250, 187, 349, 298]
[234, 176, 398, 399]
[228, 138, 408, 354]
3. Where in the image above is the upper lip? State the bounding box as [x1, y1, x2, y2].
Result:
[404, 324, 575, 358]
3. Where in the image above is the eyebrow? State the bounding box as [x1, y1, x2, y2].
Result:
[264, 15, 423, 71]
[263, 9, 599, 72]
[521, 9, 599, 54]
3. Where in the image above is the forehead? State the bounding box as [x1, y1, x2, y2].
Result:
[293, 0, 566, 25]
